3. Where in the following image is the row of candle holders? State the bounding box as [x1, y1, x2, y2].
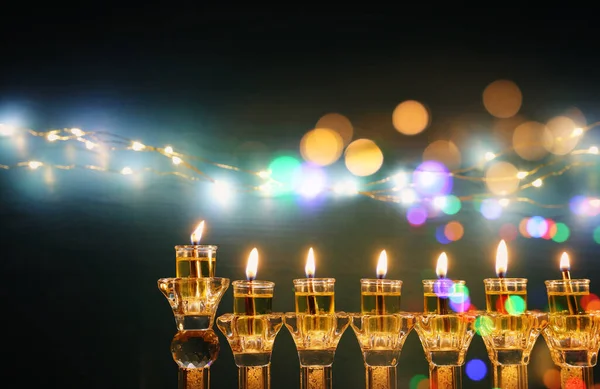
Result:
[158, 276, 600, 389]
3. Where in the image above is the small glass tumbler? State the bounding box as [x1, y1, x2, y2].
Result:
[293, 278, 335, 315]
[484, 278, 527, 314]
[360, 278, 402, 315]
[233, 280, 274, 315]
[176, 245, 217, 278]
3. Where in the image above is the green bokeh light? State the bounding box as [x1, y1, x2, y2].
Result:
[593, 226, 600, 244]
[409, 374, 428, 389]
[441, 195, 461, 215]
[268, 156, 301, 193]
[474, 316, 494, 336]
[505, 295, 526, 315]
[552, 223, 570, 243]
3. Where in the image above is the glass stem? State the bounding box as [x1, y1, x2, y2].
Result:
[238, 365, 270, 389]
[493, 364, 527, 388]
[366, 365, 396, 389]
[178, 367, 210, 389]
[560, 366, 594, 389]
[300, 365, 332, 389]
[429, 364, 462, 389]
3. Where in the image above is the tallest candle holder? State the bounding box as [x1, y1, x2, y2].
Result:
[158, 277, 229, 389]
[543, 279, 600, 389]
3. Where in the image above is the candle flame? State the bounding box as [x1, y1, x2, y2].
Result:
[560, 252, 570, 272]
[305, 247, 316, 278]
[436, 252, 448, 278]
[246, 248, 259, 281]
[376, 250, 388, 279]
[190, 220, 205, 244]
[496, 240, 508, 277]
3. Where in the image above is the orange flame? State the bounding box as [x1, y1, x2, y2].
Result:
[191, 220, 205, 244]
[436, 252, 448, 278]
[376, 250, 388, 279]
[305, 247, 316, 278]
[246, 248, 259, 281]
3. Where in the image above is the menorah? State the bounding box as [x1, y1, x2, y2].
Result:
[158, 224, 600, 389]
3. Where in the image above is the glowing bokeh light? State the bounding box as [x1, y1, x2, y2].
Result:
[422, 140, 462, 170]
[440, 195, 461, 215]
[527, 216, 548, 238]
[444, 221, 464, 242]
[544, 116, 581, 155]
[594, 227, 600, 244]
[519, 218, 532, 238]
[299, 128, 343, 166]
[542, 368, 561, 389]
[482, 79, 522, 119]
[581, 294, 600, 311]
[569, 195, 587, 215]
[344, 138, 384, 177]
[315, 113, 354, 146]
[465, 359, 488, 381]
[480, 198, 503, 220]
[542, 219, 557, 240]
[392, 100, 430, 135]
[552, 223, 570, 243]
[450, 295, 470, 313]
[506, 295, 526, 315]
[485, 161, 520, 195]
[407, 206, 428, 226]
[268, 156, 301, 191]
[513, 121, 552, 161]
[409, 374, 428, 389]
[292, 164, 327, 199]
[436, 225, 451, 244]
[474, 316, 494, 336]
[413, 160, 453, 196]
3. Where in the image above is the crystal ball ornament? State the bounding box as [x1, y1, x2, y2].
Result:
[171, 329, 220, 369]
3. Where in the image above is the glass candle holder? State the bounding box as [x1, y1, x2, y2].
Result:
[545, 279, 589, 314]
[423, 279, 467, 314]
[360, 278, 402, 315]
[350, 313, 414, 389]
[217, 312, 284, 389]
[483, 278, 527, 314]
[233, 280, 274, 315]
[294, 278, 335, 315]
[477, 311, 547, 389]
[284, 312, 349, 389]
[544, 279, 600, 389]
[415, 313, 477, 389]
[176, 245, 217, 278]
[158, 277, 229, 389]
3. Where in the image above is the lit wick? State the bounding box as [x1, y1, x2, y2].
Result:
[375, 250, 387, 315]
[495, 240, 510, 314]
[305, 248, 318, 314]
[436, 252, 450, 315]
[560, 252, 579, 314]
[190, 220, 206, 277]
[245, 248, 259, 316]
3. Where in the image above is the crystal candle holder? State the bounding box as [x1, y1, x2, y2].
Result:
[158, 277, 230, 389]
[543, 279, 600, 388]
[477, 311, 547, 388]
[285, 277, 348, 389]
[415, 313, 476, 389]
[350, 313, 414, 389]
[483, 278, 527, 314]
[176, 245, 217, 278]
[217, 280, 283, 389]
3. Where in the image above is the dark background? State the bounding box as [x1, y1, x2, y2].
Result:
[1, 4, 599, 389]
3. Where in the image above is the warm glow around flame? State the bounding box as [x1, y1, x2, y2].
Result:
[560, 252, 570, 272]
[436, 252, 448, 278]
[191, 220, 205, 244]
[376, 250, 388, 278]
[246, 248, 259, 281]
[496, 240, 508, 277]
[305, 247, 316, 278]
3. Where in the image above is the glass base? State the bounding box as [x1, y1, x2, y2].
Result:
[239, 365, 270, 389]
[493, 364, 527, 389]
[560, 366, 594, 389]
[429, 365, 461, 389]
[301, 365, 332, 389]
[178, 367, 209, 389]
[366, 365, 396, 389]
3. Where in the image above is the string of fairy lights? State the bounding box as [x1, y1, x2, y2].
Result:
[0, 121, 598, 207]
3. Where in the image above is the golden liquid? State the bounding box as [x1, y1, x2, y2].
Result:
[547, 292, 588, 314]
[361, 292, 401, 314]
[176, 257, 215, 278]
[233, 295, 273, 315]
[423, 293, 457, 314]
[485, 290, 527, 313]
[295, 292, 335, 314]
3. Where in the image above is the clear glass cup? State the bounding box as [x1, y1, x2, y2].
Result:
[175, 245, 218, 278]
